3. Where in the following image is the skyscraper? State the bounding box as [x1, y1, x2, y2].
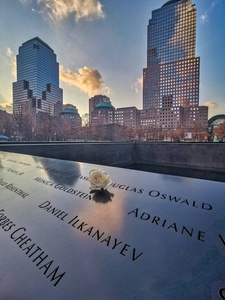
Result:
[143, 0, 199, 110]
[13, 37, 63, 123]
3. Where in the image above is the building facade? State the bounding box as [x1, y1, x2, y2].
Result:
[91, 102, 115, 126]
[140, 106, 208, 132]
[181, 106, 208, 129]
[143, 0, 199, 110]
[115, 107, 140, 128]
[141, 0, 208, 132]
[13, 37, 63, 124]
[140, 107, 182, 129]
[89, 95, 110, 125]
[60, 108, 82, 128]
[140, 108, 159, 129]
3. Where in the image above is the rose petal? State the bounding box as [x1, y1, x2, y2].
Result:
[89, 169, 111, 191]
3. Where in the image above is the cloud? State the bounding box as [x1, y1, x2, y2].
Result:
[204, 101, 218, 110]
[19, 0, 105, 22]
[200, 13, 208, 23]
[134, 76, 143, 93]
[0, 93, 5, 102]
[211, 0, 220, 9]
[59, 65, 110, 97]
[6, 47, 17, 78]
[0, 103, 13, 114]
[6, 48, 13, 57]
[200, 0, 220, 23]
[31, 8, 44, 14]
[36, 0, 105, 22]
[19, 0, 32, 3]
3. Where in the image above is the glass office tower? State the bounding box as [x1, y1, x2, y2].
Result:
[13, 37, 63, 123]
[143, 0, 199, 110]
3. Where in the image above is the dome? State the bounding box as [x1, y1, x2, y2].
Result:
[61, 108, 79, 115]
[208, 114, 225, 126]
[162, 0, 184, 8]
[94, 102, 115, 110]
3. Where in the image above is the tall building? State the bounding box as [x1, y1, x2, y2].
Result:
[143, 0, 199, 110]
[13, 37, 63, 124]
[141, 0, 209, 133]
[89, 95, 110, 125]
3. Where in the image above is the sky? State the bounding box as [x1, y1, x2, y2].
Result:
[0, 0, 224, 118]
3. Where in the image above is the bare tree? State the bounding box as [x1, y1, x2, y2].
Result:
[38, 113, 58, 141]
[170, 127, 186, 142]
[125, 126, 137, 140]
[192, 123, 207, 142]
[162, 129, 169, 141]
[214, 121, 225, 139]
[13, 107, 34, 141]
[0, 110, 14, 137]
[82, 113, 89, 127]
[136, 127, 145, 140]
[146, 126, 161, 141]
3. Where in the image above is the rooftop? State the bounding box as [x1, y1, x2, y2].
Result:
[94, 102, 115, 110]
[22, 37, 54, 52]
[61, 108, 79, 115]
[162, 0, 185, 8]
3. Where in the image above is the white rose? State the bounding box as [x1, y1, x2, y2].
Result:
[88, 169, 111, 191]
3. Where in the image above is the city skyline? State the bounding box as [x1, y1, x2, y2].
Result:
[0, 0, 224, 118]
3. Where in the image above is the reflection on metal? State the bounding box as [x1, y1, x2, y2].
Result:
[0, 151, 225, 299]
[32, 156, 80, 186]
[91, 190, 114, 204]
[219, 288, 225, 300]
